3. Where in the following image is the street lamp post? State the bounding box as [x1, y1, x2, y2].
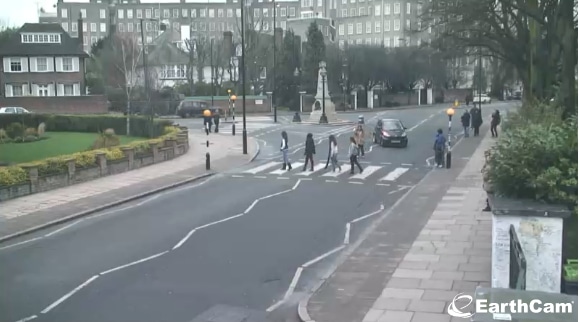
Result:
[446, 108, 455, 169]
[231, 94, 237, 135]
[138, 19, 153, 136]
[227, 88, 232, 121]
[240, 0, 248, 154]
[319, 64, 328, 124]
[478, 46, 483, 111]
[272, 2, 279, 123]
[210, 38, 215, 106]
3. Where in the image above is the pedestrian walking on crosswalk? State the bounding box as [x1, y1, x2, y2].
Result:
[354, 124, 366, 158]
[349, 136, 364, 174]
[434, 129, 446, 168]
[280, 131, 292, 171]
[329, 135, 342, 172]
[303, 133, 316, 171]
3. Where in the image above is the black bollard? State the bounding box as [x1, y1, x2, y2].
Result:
[232, 123, 236, 136]
[206, 140, 209, 147]
[446, 150, 452, 169]
[206, 152, 210, 170]
[292, 112, 301, 123]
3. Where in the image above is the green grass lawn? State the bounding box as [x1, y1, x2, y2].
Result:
[0, 132, 144, 164]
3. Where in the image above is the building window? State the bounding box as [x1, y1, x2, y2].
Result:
[226, 9, 233, 17]
[365, 38, 371, 45]
[64, 84, 74, 96]
[359, 7, 365, 15]
[281, 7, 287, 16]
[163, 9, 170, 18]
[21, 34, 61, 44]
[347, 23, 353, 35]
[375, 21, 381, 33]
[118, 9, 124, 19]
[338, 24, 344, 35]
[145, 9, 152, 18]
[83, 23, 87, 32]
[61, 8, 67, 18]
[154, 8, 160, 18]
[385, 3, 390, 15]
[200, 23, 206, 31]
[356, 22, 362, 34]
[405, 36, 410, 45]
[209, 22, 215, 31]
[406, 19, 410, 30]
[118, 23, 125, 32]
[350, 8, 356, 16]
[127, 23, 133, 32]
[428, 26, 432, 33]
[375, 4, 381, 16]
[200, 9, 206, 17]
[365, 22, 371, 33]
[289, 7, 295, 17]
[191, 9, 197, 17]
[72, 22, 77, 32]
[36, 57, 48, 71]
[91, 23, 97, 32]
[91, 36, 97, 44]
[100, 23, 106, 32]
[61, 23, 69, 32]
[254, 8, 259, 17]
[182, 8, 188, 17]
[37, 85, 49, 97]
[191, 22, 197, 31]
[281, 21, 287, 29]
[384, 19, 390, 31]
[356, 38, 362, 44]
[236, 8, 241, 17]
[12, 85, 23, 96]
[100, 9, 106, 19]
[340, 9, 347, 17]
[263, 8, 269, 17]
[394, 2, 400, 14]
[80, 9, 86, 18]
[394, 19, 400, 30]
[218, 9, 224, 17]
[127, 10, 133, 19]
[406, 2, 411, 14]
[173, 22, 179, 31]
[10, 58, 22, 72]
[137, 9, 142, 18]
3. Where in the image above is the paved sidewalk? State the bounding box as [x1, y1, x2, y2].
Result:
[0, 133, 258, 239]
[303, 132, 495, 322]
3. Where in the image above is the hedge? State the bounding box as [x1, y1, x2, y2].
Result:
[0, 126, 181, 187]
[0, 114, 173, 138]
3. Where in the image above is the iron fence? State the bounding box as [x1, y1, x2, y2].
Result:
[509, 224, 527, 290]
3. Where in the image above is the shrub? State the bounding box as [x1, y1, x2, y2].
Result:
[91, 129, 121, 149]
[0, 129, 7, 142]
[6, 122, 24, 139]
[24, 128, 37, 137]
[0, 166, 28, 185]
[37, 122, 46, 137]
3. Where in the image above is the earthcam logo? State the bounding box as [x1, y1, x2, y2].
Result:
[447, 292, 576, 319]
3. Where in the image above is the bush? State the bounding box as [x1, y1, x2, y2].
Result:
[24, 128, 37, 137]
[91, 128, 121, 149]
[0, 125, 184, 186]
[37, 122, 46, 137]
[6, 122, 24, 139]
[0, 114, 172, 138]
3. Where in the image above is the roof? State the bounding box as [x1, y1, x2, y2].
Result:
[0, 23, 88, 57]
[142, 30, 188, 66]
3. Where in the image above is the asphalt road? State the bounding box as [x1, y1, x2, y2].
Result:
[0, 103, 513, 322]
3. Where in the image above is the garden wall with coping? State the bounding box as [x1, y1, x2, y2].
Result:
[0, 127, 190, 201]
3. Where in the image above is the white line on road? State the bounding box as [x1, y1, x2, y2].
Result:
[14, 315, 37, 322]
[284, 267, 304, 299]
[0, 237, 42, 251]
[172, 228, 197, 250]
[44, 220, 84, 238]
[292, 179, 303, 190]
[388, 186, 410, 195]
[244, 200, 260, 214]
[303, 245, 346, 268]
[40, 275, 100, 314]
[351, 204, 385, 224]
[196, 213, 245, 230]
[100, 251, 168, 275]
[343, 223, 351, 244]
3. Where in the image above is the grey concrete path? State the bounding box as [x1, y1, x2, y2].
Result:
[302, 131, 495, 322]
[0, 133, 258, 240]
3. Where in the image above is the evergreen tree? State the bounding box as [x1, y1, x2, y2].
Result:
[277, 30, 301, 110]
[302, 22, 326, 94]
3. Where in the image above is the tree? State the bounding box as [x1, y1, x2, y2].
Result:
[472, 62, 487, 93]
[276, 30, 301, 109]
[424, 0, 577, 117]
[302, 22, 326, 94]
[0, 20, 18, 45]
[347, 46, 389, 93]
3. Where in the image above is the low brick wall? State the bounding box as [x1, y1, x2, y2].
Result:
[0, 95, 109, 114]
[0, 128, 190, 201]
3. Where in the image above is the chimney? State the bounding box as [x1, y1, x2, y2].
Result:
[77, 12, 84, 50]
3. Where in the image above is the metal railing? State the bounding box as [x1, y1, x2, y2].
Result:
[509, 224, 527, 290]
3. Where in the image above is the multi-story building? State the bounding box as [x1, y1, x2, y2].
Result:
[0, 22, 108, 113]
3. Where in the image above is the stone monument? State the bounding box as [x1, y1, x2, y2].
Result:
[309, 61, 338, 123]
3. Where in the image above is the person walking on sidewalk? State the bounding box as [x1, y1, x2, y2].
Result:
[324, 135, 332, 169]
[434, 129, 446, 168]
[329, 135, 341, 172]
[473, 108, 483, 136]
[354, 124, 365, 157]
[461, 109, 471, 138]
[490, 109, 501, 137]
[213, 110, 220, 133]
[280, 131, 292, 171]
[303, 133, 316, 171]
[349, 136, 364, 174]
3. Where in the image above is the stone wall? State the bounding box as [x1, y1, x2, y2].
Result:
[0, 128, 189, 201]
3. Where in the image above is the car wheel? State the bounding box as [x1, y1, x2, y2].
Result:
[401, 141, 408, 148]
[380, 137, 386, 147]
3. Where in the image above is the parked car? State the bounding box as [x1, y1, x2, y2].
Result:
[372, 118, 408, 148]
[176, 100, 211, 118]
[473, 94, 492, 104]
[0, 107, 30, 114]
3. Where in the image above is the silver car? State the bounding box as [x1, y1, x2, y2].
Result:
[0, 107, 30, 114]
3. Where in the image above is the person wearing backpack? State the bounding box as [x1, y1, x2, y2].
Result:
[302, 133, 316, 171]
[348, 136, 364, 174]
[491, 110, 501, 137]
[433, 129, 446, 168]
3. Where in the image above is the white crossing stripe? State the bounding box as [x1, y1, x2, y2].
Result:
[295, 163, 326, 176]
[321, 166, 351, 177]
[270, 162, 302, 175]
[244, 161, 279, 174]
[349, 166, 382, 180]
[379, 167, 409, 181]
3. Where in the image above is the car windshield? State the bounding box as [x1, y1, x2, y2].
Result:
[382, 121, 403, 130]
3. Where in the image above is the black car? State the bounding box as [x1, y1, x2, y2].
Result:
[373, 118, 408, 147]
[176, 100, 211, 118]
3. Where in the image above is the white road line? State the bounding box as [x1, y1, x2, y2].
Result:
[325, 180, 339, 183]
[303, 245, 345, 268]
[254, 176, 268, 179]
[0, 237, 42, 251]
[380, 162, 392, 165]
[44, 220, 83, 238]
[40, 275, 99, 314]
[270, 162, 301, 175]
[320, 165, 350, 178]
[196, 213, 244, 230]
[351, 204, 385, 223]
[343, 223, 351, 244]
[388, 186, 410, 195]
[15, 315, 38, 322]
[244, 161, 279, 174]
[100, 251, 168, 275]
[295, 163, 326, 176]
[244, 200, 260, 214]
[401, 163, 413, 166]
[172, 229, 197, 250]
[348, 181, 364, 185]
[349, 165, 382, 180]
[266, 300, 285, 313]
[231, 174, 245, 178]
[379, 167, 409, 182]
[292, 179, 303, 190]
[283, 267, 304, 300]
[407, 117, 429, 132]
[277, 177, 290, 180]
[425, 156, 434, 167]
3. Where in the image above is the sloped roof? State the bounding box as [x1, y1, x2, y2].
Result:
[144, 30, 189, 66]
[0, 23, 88, 56]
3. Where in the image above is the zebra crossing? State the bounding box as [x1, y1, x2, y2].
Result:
[230, 160, 420, 186]
[222, 116, 281, 134]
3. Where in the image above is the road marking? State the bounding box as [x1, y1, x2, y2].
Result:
[351, 204, 385, 224]
[380, 162, 392, 165]
[376, 183, 390, 187]
[231, 174, 245, 178]
[244, 161, 279, 174]
[292, 179, 303, 190]
[388, 186, 410, 195]
[283, 266, 304, 300]
[320, 166, 350, 178]
[295, 163, 326, 176]
[269, 162, 301, 175]
[304, 245, 346, 268]
[379, 167, 409, 181]
[401, 163, 413, 166]
[0, 237, 42, 251]
[100, 251, 168, 275]
[343, 223, 351, 244]
[44, 221, 83, 238]
[244, 200, 260, 214]
[173, 229, 197, 250]
[40, 275, 100, 314]
[254, 176, 267, 179]
[348, 181, 364, 184]
[14, 315, 38, 322]
[325, 180, 339, 183]
[196, 213, 245, 230]
[349, 165, 382, 180]
[277, 177, 290, 180]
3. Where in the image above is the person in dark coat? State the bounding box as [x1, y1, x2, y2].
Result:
[324, 135, 334, 169]
[203, 114, 213, 134]
[490, 109, 501, 137]
[461, 110, 471, 138]
[465, 94, 470, 106]
[303, 133, 316, 171]
[433, 129, 446, 168]
[213, 110, 220, 133]
[473, 108, 483, 136]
